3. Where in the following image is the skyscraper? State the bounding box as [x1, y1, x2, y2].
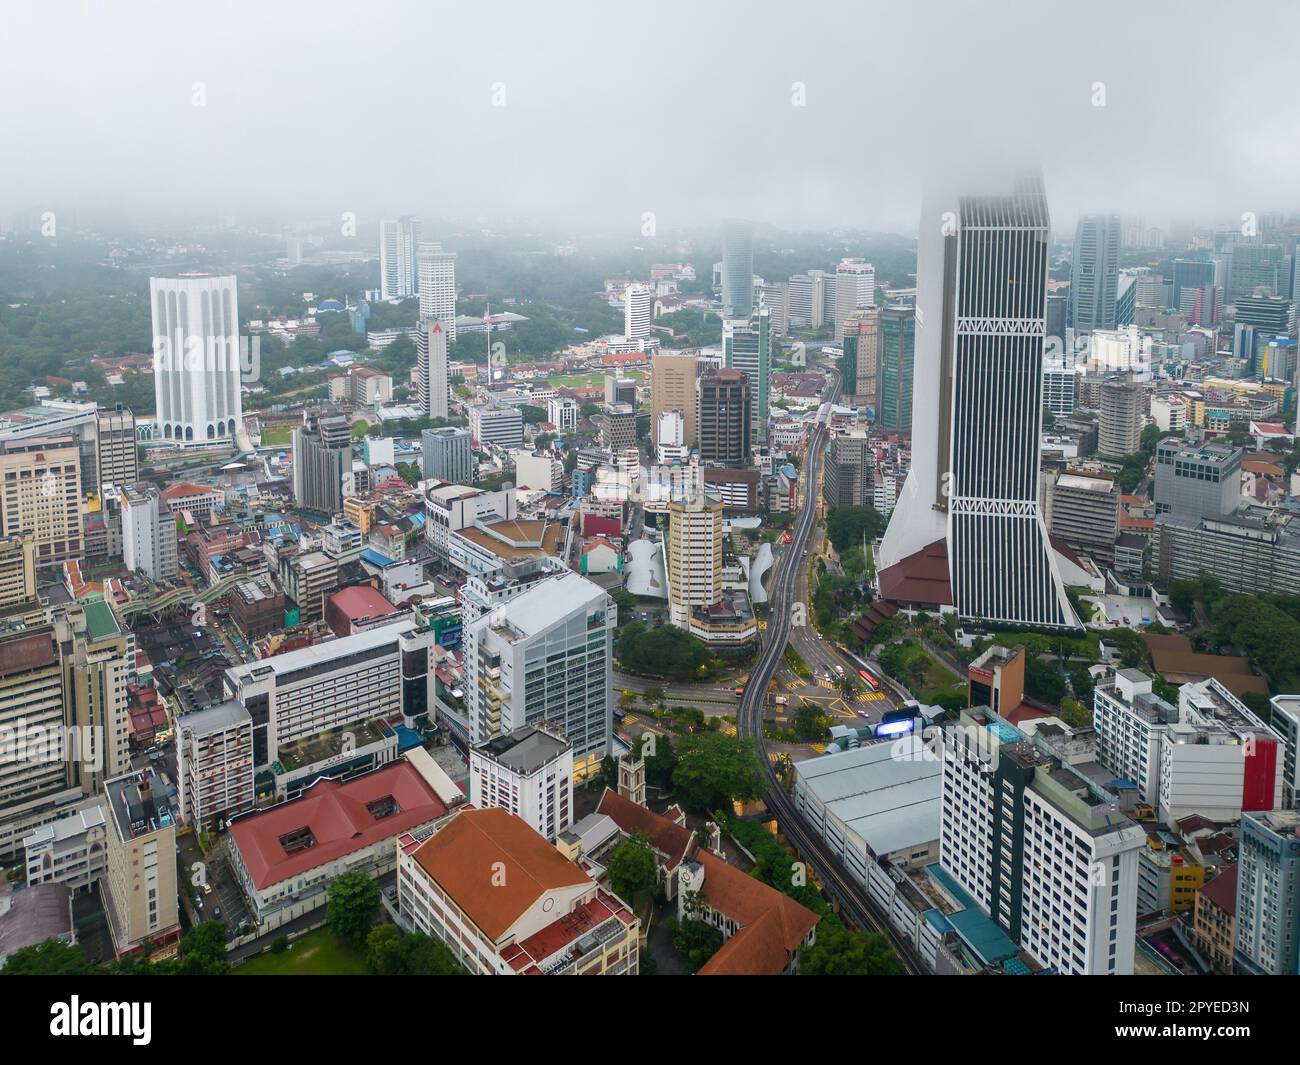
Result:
[379, 217, 421, 300]
[624, 283, 653, 344]
[665, 498, 723, 628]
[722, 306, 770, 445]
[416, 241, 457, 342]
[878, 303, 915, 433]
[1097, 377, 1142, 459]
[833, 258, 875, 341]
[95, 405, 137, 497]
[292, 413, 351, 515]
[1068, 214, 1121, 334]
[650, 352, 698, 448]
[839, 308, 880, 409]
[698, 368, 752, 467]
[417, 318, 449, 420]
[421, 426, 474, 484]
[721, 218, 754, 318]
[879, 171, 1078, 630]
[150, 274, 243, 445]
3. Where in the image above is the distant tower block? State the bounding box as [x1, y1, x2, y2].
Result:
[618, 751, 646, 807]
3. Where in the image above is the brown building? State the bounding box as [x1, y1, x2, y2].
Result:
[650, 352, 698, 448]
[0, 436, 83, 568]
[229, 575, 288, 640]
[699, 368, 752, 467]
[1192, 863, 1237, 974]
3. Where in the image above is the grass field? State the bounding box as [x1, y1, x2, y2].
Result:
[260, 425, 294, 447]
[539, 370, 646, 389]
[235, 929, 368, 975]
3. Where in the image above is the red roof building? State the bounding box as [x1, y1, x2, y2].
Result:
[324, 584, 403, 637]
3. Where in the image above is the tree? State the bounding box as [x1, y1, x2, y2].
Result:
[671, 732, 766, 813]
[327, 871, 381, 945]
[645, 732, 678, 791]
[367, 924, 464, 975]
[793, 700, 830, 742]
[0, 938, 93, 975]
[824, 506, 887, 553]
[176, 920, 230, 975]
[617, 623, 714, 681]
[1024, 655, 1066, 704]
[366, 923, 405, 976]
[673, 916, 724, 971]
[397, 461, 421, 485]
[799, 919, 903, 975]
[606, 835, 658, 905]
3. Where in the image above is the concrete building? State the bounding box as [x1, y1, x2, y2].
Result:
[380, 217, 421, 301]
[462, 570, 614, 779]
[1069, 214, 1121, 334]
[421, 426, 474, 484]
[0, 436, 83, 568]
[469, 405, 524, 450]
[822, 430, 873, 509]
[22, 804, 108, 894]
[623, 283, 653, 343]
[176, 700, 255, 831]
[1093, 670, 1179, 809]
[1234, 809, 1300, 976]
[103, 767, 179, 956]
[1048, 472, 1119, 564]
[599, 403, 636, 453]
[665, 498, 723, 629]
[469, 724, 573, 841]
[150, 274, 242, 446]
[396, 806, 639, 975]
[0, 533, 36, 611]
[424, 483, 517, 564]
[292, 412, 351, 515]
[416, 242, 457, 342]
[840, 308, 881, 409]
[1268, 695, 1300, 808]
[833, 258, 876, 341]
[416, 317, 450, 419]
[722, 307, 771, 443]
[95, 405, 137, 496]
[1153, 437, 1240, 519]
[279, 550, 339, 621]
[546, 396, 579, 433]
[878, 303, 915, 432]
[1154, 505, 1300, 597]
[698, 368, 751, 468]
[650, 352, 698, 449]
[721, 218, 754, 318]
[120, 482, 178, 581]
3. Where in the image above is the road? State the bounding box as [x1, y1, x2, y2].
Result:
[736, 364, 925, 975]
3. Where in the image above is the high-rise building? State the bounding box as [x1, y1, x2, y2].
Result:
[416, 317, 449, 419]
[759, 281, 789, 336]
[462, 570, 614, 779]
[698, 368, 751, 468]
[1230, 242, 1290, 304]
[175, 700, 255, 831]
[95, 405, 137, 496]
[547, 396, 579, 433]
[721, 218, 754, 318]
[1153, 437, 1240, 519]
[722, 306, 771, 445]
[833, 259, 876, 342]
[1234, 293, 1293, 336]
[822, 431, 872, 509]
[1048, 471, 1119, 564]
[840, 308, 880, 409]
[103, 767, 180, 956]
[938, 707, 1146, 975]
[604, 376, 636, 407]
[665, 498, 723, 628]
[0, 436, 83, 568]
[650, 352, 698, 449]
[469, 724, 573, 841]
[1234, 809, 1300, 976]
[379, 216, 421, 300]
[0, 533, 36, 610]
[292, 412, 351, 515]
[1097, 377, 1142, 458]
[879, 172, 1078, 629]
[468, 405, 524, 450]
[416, 242, 457, 342]
[150, 274, 242, 446]
[1171, 259, 1215, 312]
[120, 482, 178, 581]
[788, 272, 826, 329]
[421, 426, 474, 484]
[878, 303, 915, 433]
[624, 284, 653, 343]
[1068, 214, 1121, 334]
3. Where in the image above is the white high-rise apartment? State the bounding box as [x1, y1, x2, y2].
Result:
[462, 571, 614, 779]
[665, 498, 723, 628]
[120, 482, 178, 582]
[833, 258, 875, 341]
[469, 724, 574, 841]
[380, 217, 421, 300]
[417, 318, 449, 419]
[150, 274, 242, 446]
[547, 396, 579, 432]
[416, 242, 457, 342]
[624, 284, 653, 344]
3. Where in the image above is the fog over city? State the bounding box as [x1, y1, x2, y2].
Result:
[4, 0, 1297, 236]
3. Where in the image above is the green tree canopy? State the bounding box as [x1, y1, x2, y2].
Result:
[327, 871, 381, 945]
[671, 731, 766, 813]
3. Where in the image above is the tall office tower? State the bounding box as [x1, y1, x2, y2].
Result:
[788, 272, 826, 329]
[1048, 471, 1119, 564]
[698, 368, 752, 468]
[150, 274, 243, 446]
[468, 405, 524, 450]
[878, 303, 915, 433]
[878, 172, 1078, 629]
[650, 351, 699, 448]
[292, 412, 351, 515]
[1114, 273, 1137, 327]
[95, 405, 137, 496]
[103, 767, 180, 956]
[0, 533, 36, 610]
[379, 216, 421, 300]
[833, 258, 876, 341]
[840, 308, 881, 409]
[822, 431, 872, 509]
[1180, 284, 1222, 326]
[664, 497, 723, 628]
[1234, 293, 1294, 336]
[421, 426, 474, 484]
[1230, 242, 1290, 303]
[1134, 271, 1164, 309]
[624, 283, 653, 343]
[462, 570, 614, 779]
[939, 711, 1146, 974]
[655, 409, 687, 465]
[759, 281, 789, 335]
[599, 404, 637, 453]
[1233, 810, 1300, 976]
[604, 375, 637, 407]
[721, 218, 754, 318]
[416, 317, 449, 419]
[1170, 258, 1215, 311]
[1097, 377, 1142, 458]
[1046, 292, 1068, 342]
[0, 436, 83, 568]
[416, 242, 457, 342]
[722, 305, 771, 445]
[120, 482, 178, 581]
[1068, 214, 1121, 334]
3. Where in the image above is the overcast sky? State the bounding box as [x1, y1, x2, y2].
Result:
[4, 0, 1297, 238]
